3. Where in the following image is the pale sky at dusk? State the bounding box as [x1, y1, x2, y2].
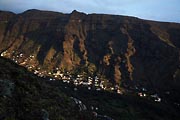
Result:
[0, 0, 180, 23]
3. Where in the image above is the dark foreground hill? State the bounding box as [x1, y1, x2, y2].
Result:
[0, 57, 95, 120]
[0, 55, 180, 119]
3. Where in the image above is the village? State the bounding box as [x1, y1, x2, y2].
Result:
[1, 50, 163, 103]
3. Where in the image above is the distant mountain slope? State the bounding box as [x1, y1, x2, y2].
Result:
[0, 9, 180, 92]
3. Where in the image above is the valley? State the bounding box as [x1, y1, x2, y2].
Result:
[0, 9, 180, 120]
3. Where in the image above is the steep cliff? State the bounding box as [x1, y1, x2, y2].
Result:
[0, 9, 180, 92]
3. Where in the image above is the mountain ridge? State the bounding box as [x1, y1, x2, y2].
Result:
[2, 9, 180, 23]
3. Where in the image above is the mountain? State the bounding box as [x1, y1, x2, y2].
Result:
[0, 9, 180, 94]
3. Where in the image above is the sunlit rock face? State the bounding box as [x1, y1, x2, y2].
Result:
[0, 9, 180, 91]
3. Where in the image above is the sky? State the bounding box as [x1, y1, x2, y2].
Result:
[0, 0, 180, 23]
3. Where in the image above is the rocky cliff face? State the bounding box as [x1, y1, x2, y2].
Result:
[0, 9, 180, 91]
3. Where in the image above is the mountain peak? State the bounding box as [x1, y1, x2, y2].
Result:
[71, 10, 86, 15]
[23, 9, 41, 13]
[70, 10, 86, 19]
[71, 10, 79, 13]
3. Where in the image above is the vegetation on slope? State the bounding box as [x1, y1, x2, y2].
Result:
[0, 57, 93, 120]
[0, 57, 180, 120]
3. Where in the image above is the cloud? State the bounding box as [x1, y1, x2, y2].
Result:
[0, 0, 143, 14]
[0, 0, 179, 22]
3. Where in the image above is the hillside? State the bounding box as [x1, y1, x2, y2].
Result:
[0, 56, 180, 120]
[0, 57, 96, 120]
